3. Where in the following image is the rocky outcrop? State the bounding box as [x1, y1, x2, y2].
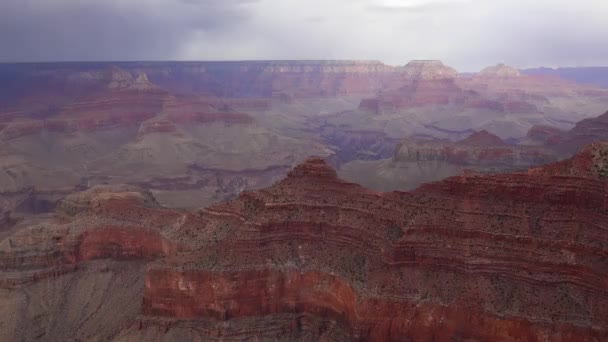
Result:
[2, 149, 608, 339]
[522, 110, 608, 156]
[528, 141, 608, 178]
[0, 186, 177, 288]
[124, 61, 398, 98]
[339, 131, 558, 192]
[399, 60, 458, 80]
[320, 126, 400, 164]
[553, 110, 608, 155]
[393, 131, 556, 167]
[141, 155, 607, 340]
[378, 60, 474, 109]
[479, 63, 522, 77]
[458, 129, 508, 146]
[106, 67, 158, 92]
[371, 61, 545, 113]
[526, 125, 565, 145]
[262, 61, 397, 97]
[459, 63, 608, 100]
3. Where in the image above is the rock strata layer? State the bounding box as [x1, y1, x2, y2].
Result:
[1, 146, 607, 340]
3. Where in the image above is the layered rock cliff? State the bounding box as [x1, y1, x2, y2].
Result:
[394, 131, 556, 167]
[378, 60, 476, 109]
[340, 131, 558, 191]
[554, 110, 608, 155]
[1, 146, 607, 340]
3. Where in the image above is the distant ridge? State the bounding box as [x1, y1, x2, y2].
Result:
[524, 67, 608, 88]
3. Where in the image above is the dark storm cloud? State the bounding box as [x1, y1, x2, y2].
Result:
[0, 0, 607, 70]
[0, 0, 257, 62]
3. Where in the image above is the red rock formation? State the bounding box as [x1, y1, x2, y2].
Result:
[553, 110, 608, 155]
[370, 61, 544, 113]
[528, 141, 608, 178]
[479, 63, 522, 77]
[526, 125, 565, 145]
[2, 151, 608, 339]
[162, 97, 255, 125]
[0, 185, 180, 287]
[137, 156, 607, 340]
[129, 60, 398, 98]
[458, 130, 508, 146]
[393, 131, 556, 167]
[522, 110, 608, 157]
[459, 63, 607, 100]
[378, 60, 474, 109]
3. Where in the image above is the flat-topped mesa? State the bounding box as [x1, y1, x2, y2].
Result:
[478, 63, 522, 77]
[458, 130, 507, 147]
[400, 60, 458, 80]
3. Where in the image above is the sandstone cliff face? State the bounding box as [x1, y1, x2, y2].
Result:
[2, 61, 608, 145]
[339, 131, 558, 192]
[399, 60, 458, 80]
[363, 61, 563, 115]
[377, 60, 475, 110]
[459, 63, 607, 100]
[528, 141, 608, 178]
[554, 110, 608, 155]
[141, 156, 608, 341]
[525, 125, 565, 145]
[394, 131, 556, 167]
[0, 61, 398, 101]
[479, 63, 522, 77]
[0, 185, 179, 289]
[2, 149, 607, 340]
[521, 110, 608, 157]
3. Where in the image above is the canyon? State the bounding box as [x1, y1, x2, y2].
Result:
[339, 130, 558, 191]
[1, 60, 608, 340]
[0, 144, 607, 340]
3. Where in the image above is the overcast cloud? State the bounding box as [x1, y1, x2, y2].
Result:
[0, 0, 607, 71]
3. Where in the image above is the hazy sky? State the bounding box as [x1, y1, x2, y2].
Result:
[1, 0, 607, 71]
